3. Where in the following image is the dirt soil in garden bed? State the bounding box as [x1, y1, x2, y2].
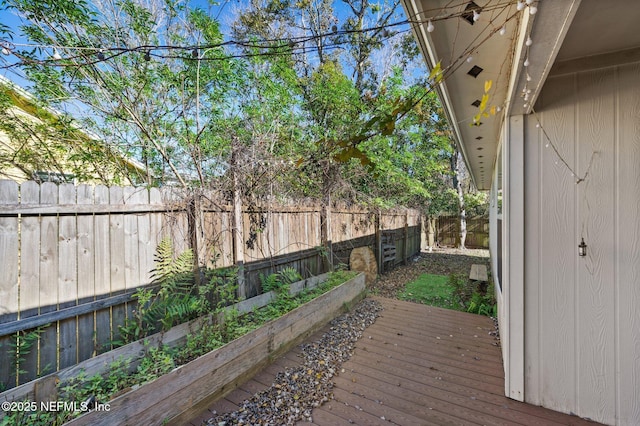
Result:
[370, 247, 490, 299]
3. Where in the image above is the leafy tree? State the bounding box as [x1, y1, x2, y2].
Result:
[0, 79, 144, 184]
[3, 0, 240, 187]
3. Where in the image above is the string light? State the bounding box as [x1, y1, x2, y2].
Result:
[523, 58, 530, 67]
[525, 36, 532, 47]
[0, 19, 416, 69]
[533, 110, 598, 185]
[499, 26, 506, 36]
[0, 2, 521, 71]
[529, 6, 538, 15]
[52, 49, 62, 60]
[517, 1, 525, 11]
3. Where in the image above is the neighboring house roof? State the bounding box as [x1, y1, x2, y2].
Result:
[400, 0, 640, 190]
[0, 74, 148, 185]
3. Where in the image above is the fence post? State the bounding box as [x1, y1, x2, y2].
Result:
[231, 144, 247, 300]
[320, 203, 333, 271]
[187, 193, 206, 285]
[403, 211, 409, 264]
[375, 210, 382, 272]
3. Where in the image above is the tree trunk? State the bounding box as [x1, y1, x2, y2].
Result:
[427, 216, 436, 251]
[231, 140, 247, 299]
[452, 150, 467, 249]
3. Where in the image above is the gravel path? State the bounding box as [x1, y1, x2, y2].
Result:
[207, 299, 383, 425]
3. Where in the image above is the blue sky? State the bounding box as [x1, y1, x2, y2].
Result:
[0, 0, 419, 92]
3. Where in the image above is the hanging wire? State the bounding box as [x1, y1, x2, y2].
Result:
[531, 108, 598, 185]
[0, 1, 518, 70]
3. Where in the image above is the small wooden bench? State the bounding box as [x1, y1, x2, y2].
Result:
[469, 264, 488, 282]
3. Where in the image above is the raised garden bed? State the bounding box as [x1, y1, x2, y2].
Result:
[0, 272, 366, 425]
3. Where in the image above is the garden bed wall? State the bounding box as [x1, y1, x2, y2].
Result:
[0, 272, 334, 408]
[65, 272, 366, 425]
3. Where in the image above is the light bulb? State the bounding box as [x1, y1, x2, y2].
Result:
[526, 36, 533, 46]
[524, 58, 530, 67]
[535, 123, 540, 128]
[1, 47, 9, 55]
[467, 56, 473, 63]
[526, 0, 533, 4]
[529, 6, 538, 14]
[517, 1, 525, 11]
[523, 103, 529, 108]
[473, 10, 480, 22]
[545, 143, 550, 147]
[499, 26, 506, 36]
[526, 73, 532, 81]
[427, 20, 435, 33]
[496, 106, 502, 112]
[52, 49, 62, 60]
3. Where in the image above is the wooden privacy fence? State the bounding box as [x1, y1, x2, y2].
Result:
[0, 180, 421, 391]
[436, 215, 489, 248]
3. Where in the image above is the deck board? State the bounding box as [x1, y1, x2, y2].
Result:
[188, 297, 599, 425]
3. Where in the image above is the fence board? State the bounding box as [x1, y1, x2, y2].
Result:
[19, 181, 41, 383]
[77, 185, 95, 362]
[38, 183, 59, 379]
[0, 180, 19, 389]
[436, 216, 489, 248]
[109, 186, 126, 346]
[58, 183, 78, 370]
[93, 185, 112, 354]
[123, 187, 143, 324]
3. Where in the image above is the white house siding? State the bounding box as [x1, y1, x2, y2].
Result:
[523, 62, 640, 425]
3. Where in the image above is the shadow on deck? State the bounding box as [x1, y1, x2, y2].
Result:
[188, 297, 599, 425]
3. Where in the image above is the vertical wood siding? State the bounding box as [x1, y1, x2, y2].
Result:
[524, 63, 640, 425]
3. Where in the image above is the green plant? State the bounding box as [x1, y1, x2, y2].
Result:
[3, 326, 48, 388]
[466, 283, 497, 317]
[135, 347, 175, 384]
[448, 273, 496, 317]
[0, 270, 356, 425]
[118, 238, 201, 345]
[398, 274, 458, 309]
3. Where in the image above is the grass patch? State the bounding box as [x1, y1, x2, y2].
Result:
[398, 272, 497, 317]
[398, 274, 461, 310]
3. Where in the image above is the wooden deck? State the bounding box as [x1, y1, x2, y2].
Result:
[188, 297, 599, 425]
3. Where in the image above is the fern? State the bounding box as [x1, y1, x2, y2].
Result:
[151, 238, 194, 292]
[260, 272, 282, 293]
[278, 267, 302, 285]
[119, 238, 199, 344]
